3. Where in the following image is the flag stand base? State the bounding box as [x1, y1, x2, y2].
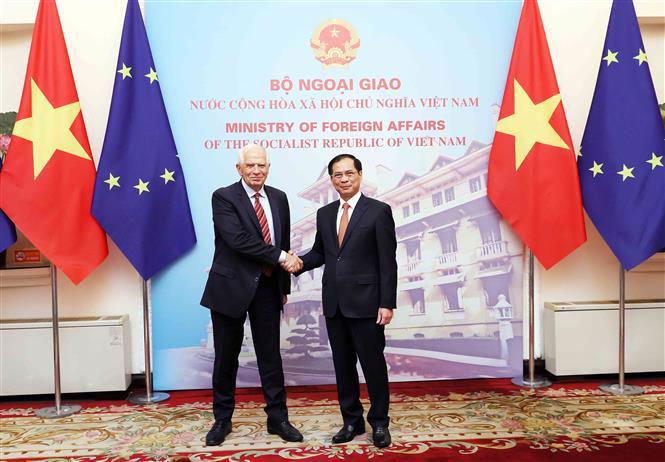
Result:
[128, 391, 169, 405]
[511, 375, 552, 388]
[599, 383, 644, 396]
[35, 404, 81, 419]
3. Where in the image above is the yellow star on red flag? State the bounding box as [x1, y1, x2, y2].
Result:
[12, 79, 90, 179]
[495, 79, 569, 170]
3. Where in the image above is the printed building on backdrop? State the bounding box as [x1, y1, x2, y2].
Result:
[282, 138, 524, 383]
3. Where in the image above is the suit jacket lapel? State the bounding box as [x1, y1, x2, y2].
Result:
[329, 200, 340, 251]
[266, 187, 281, 248]
[235, 181, 262, 236]
[339, 194, 369, 252]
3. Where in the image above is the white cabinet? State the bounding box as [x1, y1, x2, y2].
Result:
[1, 315, 131, 395]
[544, 301, 665, 376]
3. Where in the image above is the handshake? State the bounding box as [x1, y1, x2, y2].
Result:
[280, 250, 303, 273]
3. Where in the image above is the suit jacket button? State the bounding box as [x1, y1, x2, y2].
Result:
[254, 277, 259, 282]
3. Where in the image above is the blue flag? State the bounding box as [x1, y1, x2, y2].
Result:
[0, 156, 17, 253]
[580, 0, 665, 270]
[92, 0, 196, 280]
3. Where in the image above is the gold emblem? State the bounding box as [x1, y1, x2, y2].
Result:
[310, 19, 360, 68]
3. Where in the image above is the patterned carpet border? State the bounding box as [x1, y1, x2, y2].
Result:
[1, 379, 664, 461]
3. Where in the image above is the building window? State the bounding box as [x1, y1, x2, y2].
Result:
[432, 192, 443, 207]
[436, 228, 458, 254]
[441, 284, 464, 312]
[479, 220, 502, 244]
[402, 206, 410, 218]
[408, 288, 426, 315]
[405, 239, 421, 262]
[412, 201, 420, 214]
[441, 235, 458, 254]
[444, 187, 455, 202]
[469, 176, 482, 193]
[482, 274, 511, 307]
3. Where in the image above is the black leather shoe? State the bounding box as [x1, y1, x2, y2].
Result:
[267, 420, 304, 442]
[332, 423, 366, 444]
[372, 427, 391, 448]
[206, 419, 232, 446]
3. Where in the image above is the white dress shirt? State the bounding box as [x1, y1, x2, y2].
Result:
[336, 190, 362, 234]
[241, 180, 286, 263]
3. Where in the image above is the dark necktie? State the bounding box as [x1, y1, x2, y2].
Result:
[254, 193, 273, 276]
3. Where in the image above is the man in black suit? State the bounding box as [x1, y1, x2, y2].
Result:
[200, 144, 304, 446]
[298, 154, 397, 448]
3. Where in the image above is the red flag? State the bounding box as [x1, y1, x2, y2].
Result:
[0, 0, 107, 284]
[488, 0, 586, 269]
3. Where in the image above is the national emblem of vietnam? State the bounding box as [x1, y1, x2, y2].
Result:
[310, 19, 360, 68]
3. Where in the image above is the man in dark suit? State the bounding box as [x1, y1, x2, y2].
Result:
[298, 154, 397, 448]
[200, 144, 304, 446]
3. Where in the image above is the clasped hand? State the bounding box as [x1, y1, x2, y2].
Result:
[280, 250, 303, 273]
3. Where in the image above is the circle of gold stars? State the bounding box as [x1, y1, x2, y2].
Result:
[102, 169, 179, 193]
[588, 152, 662, 181]
[603, 47, 649, 67]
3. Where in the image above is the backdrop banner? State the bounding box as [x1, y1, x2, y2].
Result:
[149, 1, 524, 390]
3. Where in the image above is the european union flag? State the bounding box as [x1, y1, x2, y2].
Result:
[0, 156, 17, 253]
[580, 0, 665, 270]
[92, 0, 196, 280]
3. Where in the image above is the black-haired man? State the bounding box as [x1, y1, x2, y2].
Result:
[298, 154, 397, 448]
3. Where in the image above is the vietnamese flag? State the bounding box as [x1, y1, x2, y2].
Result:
[488, 0, 586, 269]
[0, 0, 108, 283]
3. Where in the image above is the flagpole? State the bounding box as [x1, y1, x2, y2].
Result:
[599, 264, 644, 396]
[511, 251, 551, 388]
[35, 264, 81, 418]
[128, 278, 169, 404]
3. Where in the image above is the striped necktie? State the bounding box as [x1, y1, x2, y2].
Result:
[254, 193, 272, 245]
[254, 192, 273, 277]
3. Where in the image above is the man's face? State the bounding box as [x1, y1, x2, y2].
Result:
[237, 148, 270, 191]
[331, 157, 362, 201]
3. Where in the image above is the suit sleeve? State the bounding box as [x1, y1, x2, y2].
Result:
[298, 209, 325, 274]
[213, 190, 281, 265]
[376, 204, 398, 309]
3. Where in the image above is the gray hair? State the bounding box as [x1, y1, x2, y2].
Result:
[238, 143, 270, 165]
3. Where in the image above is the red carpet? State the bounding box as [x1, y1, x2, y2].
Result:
[1, 378, 664, 461]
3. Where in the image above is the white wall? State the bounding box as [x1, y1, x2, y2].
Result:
[0, 1, 663, 380]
